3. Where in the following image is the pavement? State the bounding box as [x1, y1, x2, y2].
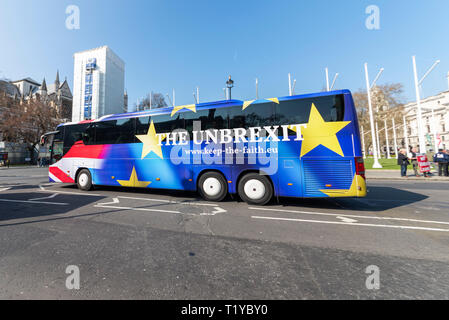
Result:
[366, 169, 449, 181]
[0, 167, 449, 299]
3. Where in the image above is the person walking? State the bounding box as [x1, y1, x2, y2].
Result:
[397, 149, 410, 177]
[444, 150, 449, 177]
[410, 147, 419, 177]
[433, 149, 448, 176]
[6, 159, 10, 168]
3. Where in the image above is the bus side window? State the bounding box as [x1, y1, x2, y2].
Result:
[63, 124, 89, 154]
[135, 116, 151, 136]
[153, 114, 184, 133]
[229, 102, 274, 133]
[83, 124, 96, 145]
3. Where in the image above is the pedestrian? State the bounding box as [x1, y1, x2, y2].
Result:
[6, 159, 10, 168]
[410, 147, 419, 177]
[444, 150, 449, 177]
[433, 149, 448, 177]
[397, 149, 409, 177]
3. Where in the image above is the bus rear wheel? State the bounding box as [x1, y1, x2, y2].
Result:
[238, 173, 273, 205]
[198, 172, 228, 202]
[77, 169, 93, 191]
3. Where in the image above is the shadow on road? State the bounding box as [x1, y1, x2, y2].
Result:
[0, 191, 107, 224]
[276, 185, 428, 212]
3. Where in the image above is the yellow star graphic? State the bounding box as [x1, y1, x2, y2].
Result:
[171, 104, 196, 117]
[117, 166, 151, 188]
[136, 120, 166, 159]
[320, 175, 366, 197]
[242, 98, 280, 110]
[298, 103, 350, 157]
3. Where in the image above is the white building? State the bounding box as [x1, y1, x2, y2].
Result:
[403, 90, 449, 151]
[72, 46, 125, 122]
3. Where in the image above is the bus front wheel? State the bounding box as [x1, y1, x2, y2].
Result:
[198, 171, 228, 202]
[77, 169, 93, 191]
[238, 173, 273, 205]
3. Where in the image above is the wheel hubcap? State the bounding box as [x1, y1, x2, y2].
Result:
[203, 177, 222, 197]
[79, 173, 88, 187]
[244, 179, 266, 200]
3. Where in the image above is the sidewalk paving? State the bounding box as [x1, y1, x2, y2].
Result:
[366, 169, 449, 181]
[0, 165, 43, 170]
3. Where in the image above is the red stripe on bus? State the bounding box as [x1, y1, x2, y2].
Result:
[49, 167, 75, 183]
[64, 141, 108, 159]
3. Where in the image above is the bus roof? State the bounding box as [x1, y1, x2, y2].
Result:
[59, 89, 351, 127]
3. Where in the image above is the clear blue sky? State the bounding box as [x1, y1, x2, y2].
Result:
[1, 0, 448, 111]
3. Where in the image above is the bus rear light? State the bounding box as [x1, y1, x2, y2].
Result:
[355, 157, 366, 179]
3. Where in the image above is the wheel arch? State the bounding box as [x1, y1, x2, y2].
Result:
[75, 167, 93, 184]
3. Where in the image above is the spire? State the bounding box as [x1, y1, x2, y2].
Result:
[55, 70, 60, 87]
[41, 78, 47, 92]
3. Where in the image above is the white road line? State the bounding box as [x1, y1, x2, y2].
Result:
[117, 196, 219, 207]
[95, 197, 227, 215]
[38, 184, 102, 196]
[251, 216, 449, 233]
[248, 207, 449, 226]
[0, 199, 68, 205]
[28, 193, 58, 201]
[94, 204, 181, 214]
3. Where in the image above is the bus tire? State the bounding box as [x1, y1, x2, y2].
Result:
[198, 171, 228, 202]
[238, 173, 273, 205]
[77, 169, 93, 191]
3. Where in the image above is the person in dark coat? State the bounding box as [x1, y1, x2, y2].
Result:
[433, 149, 448, 177]
[397, 149, 410, 177]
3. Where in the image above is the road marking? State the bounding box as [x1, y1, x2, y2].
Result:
[248, 207, 449, 226]
[28, 193, 58, 201]
[95, 197, 227, 215]
[0, 199, 68, 205]
[38, 184, 102, 196]
[118, 196, 220, 207]
[251, 216, 449, 233]
[201, 207, 227, 216]
[336, 216, 358, 223]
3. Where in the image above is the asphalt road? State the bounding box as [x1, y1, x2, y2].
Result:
[0, 167, 448, 299]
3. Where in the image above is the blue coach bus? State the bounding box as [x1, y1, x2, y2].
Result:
[43, 90, 366, 205]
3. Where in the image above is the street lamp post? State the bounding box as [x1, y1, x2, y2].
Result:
[392, 118, 398, 158]
[361, 126, 366, 159]
[412, 56, 440, 154]
[325, 68, 339, 91]
[376, 122, 381, 158]
[255, 78, 259, 99]
[384, 119, 390, 159]
[364, 63, 383, 168]
[403, 116, 410, 154]
[226, 76, 234, 100]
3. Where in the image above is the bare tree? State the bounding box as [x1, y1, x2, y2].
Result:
[0, 98, 60, 163]
[136, 92, 168, 111]
[352, 83, 405, 155]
